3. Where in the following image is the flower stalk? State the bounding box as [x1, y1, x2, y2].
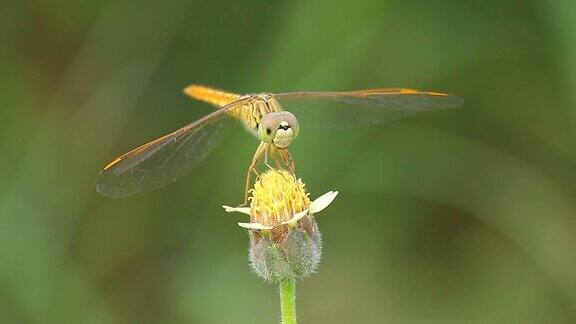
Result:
[280, 279, 297, 324]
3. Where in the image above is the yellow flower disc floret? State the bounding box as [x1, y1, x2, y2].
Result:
[250, 169, 310, 226]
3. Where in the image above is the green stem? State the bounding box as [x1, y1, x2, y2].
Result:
[279, 279, 297, 324]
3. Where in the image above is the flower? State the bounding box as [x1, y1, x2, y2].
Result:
[222, 169, 338, 283]
[223, 169, 338, 228]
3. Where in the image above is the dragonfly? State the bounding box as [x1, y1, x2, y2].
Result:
[96, 84, 463, 201]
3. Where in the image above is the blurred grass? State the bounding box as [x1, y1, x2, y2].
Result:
[1, 0, 576, 323]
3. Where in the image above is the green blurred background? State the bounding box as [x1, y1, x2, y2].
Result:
[2, 0, 576, 323]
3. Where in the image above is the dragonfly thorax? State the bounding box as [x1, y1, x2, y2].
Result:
[258, 111, 300, 149]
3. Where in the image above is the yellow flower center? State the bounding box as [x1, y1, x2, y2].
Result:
[250, 169, 310, 226]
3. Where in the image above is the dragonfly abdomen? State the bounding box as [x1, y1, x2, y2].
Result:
[184, 84, 242, 108]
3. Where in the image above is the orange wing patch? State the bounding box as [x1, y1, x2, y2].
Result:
[103, 157, 122, 171]
[351, 88, 449, 97]
[102, 130, 176, 171]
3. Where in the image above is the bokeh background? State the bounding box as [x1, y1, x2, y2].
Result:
[2, 0, 576, 323]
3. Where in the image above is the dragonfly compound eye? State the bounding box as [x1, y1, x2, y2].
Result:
[259, 111, 299, 148]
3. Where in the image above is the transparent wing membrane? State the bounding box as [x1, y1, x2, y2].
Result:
[96, 86, 462, 198]
[275, 89, 462, 129]
[96, 99, 247, 198]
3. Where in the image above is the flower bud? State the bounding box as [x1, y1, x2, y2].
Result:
[248, 214, 322, 283]
[223, 169, 338, 284]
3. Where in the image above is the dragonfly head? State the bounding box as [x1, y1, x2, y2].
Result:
[259, 111, 300, 149]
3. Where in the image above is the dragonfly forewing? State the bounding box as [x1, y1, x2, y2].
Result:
[96, 99, 249, 198]
[274, 89, 462, 129]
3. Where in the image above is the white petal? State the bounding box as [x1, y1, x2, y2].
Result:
[310, 191, 339, 214]
[281, 210, 308, 225]
[237, 222, 273, 230]
[222, 205, 251, 215]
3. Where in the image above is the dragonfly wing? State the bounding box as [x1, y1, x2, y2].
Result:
[96, 99, 247, 198]
[274, 89, 463, 129]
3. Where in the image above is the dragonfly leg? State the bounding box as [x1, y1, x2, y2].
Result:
[279, 148, 296, 174]
[266, 145, 282, 169]
[264, 160, 275, 170]
[263, 144, 274, 170]
[243, 142, 267, 205]
[272, 148, 297, 182]
[274, 156, 282, 169]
